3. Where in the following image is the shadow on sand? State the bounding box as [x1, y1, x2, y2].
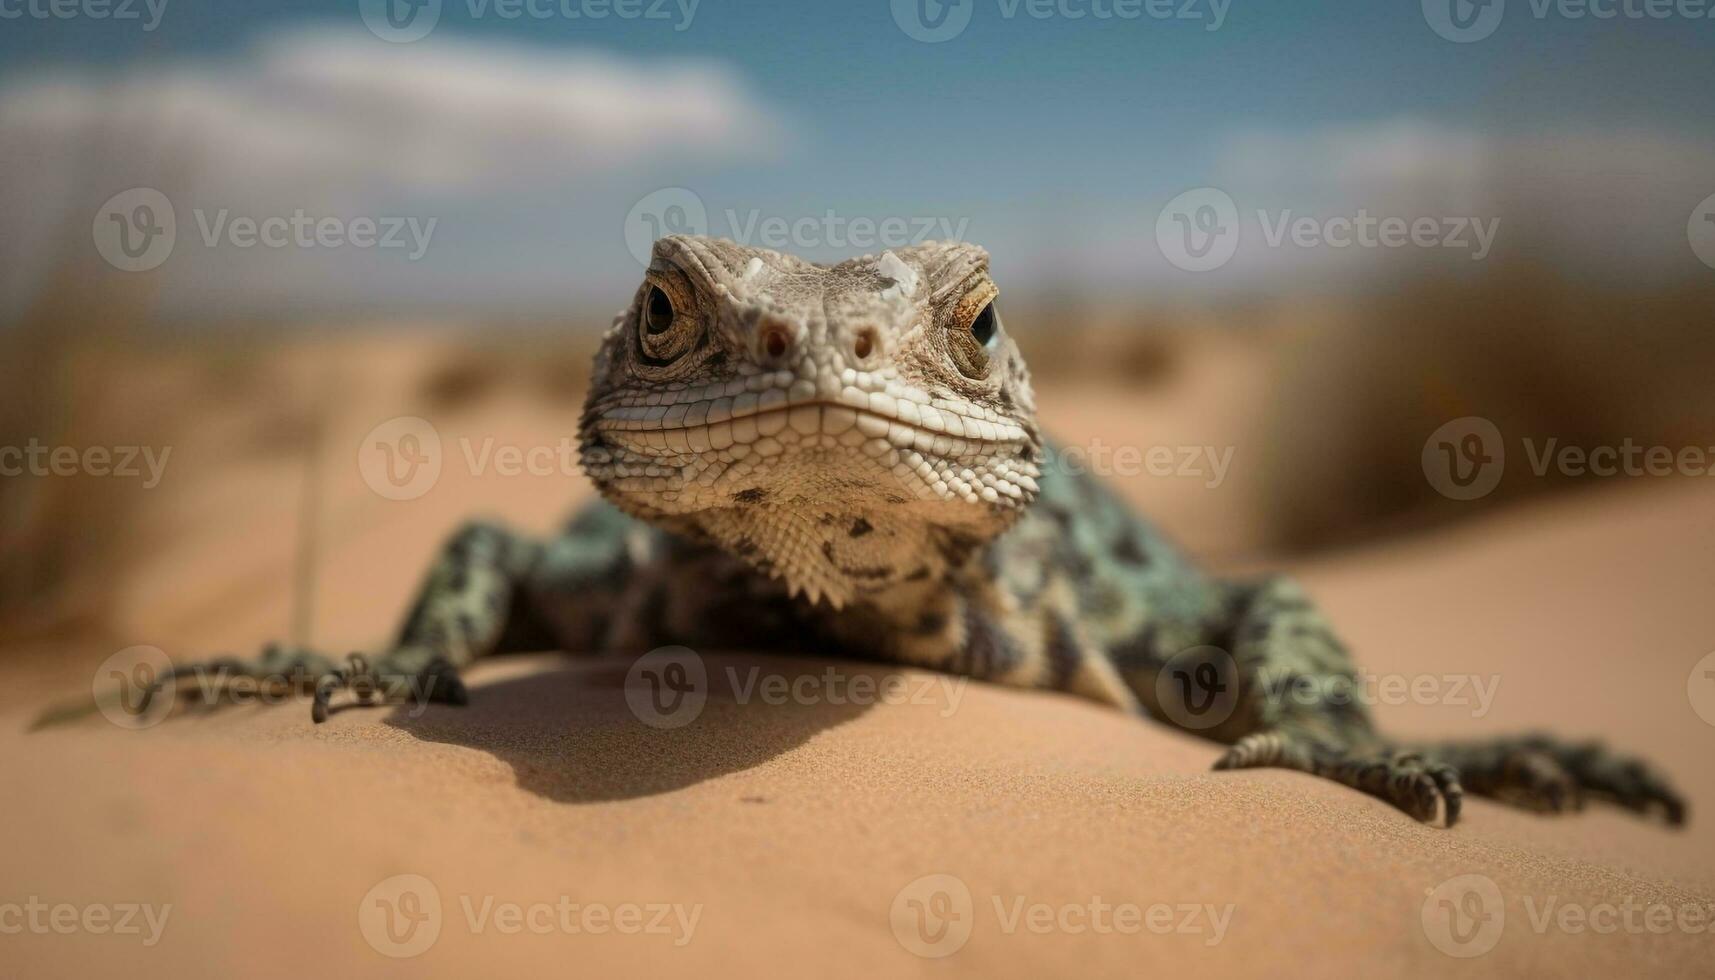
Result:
[385, 652, 883, 804]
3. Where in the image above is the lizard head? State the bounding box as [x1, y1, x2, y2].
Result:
[579, 234, 1043, 607]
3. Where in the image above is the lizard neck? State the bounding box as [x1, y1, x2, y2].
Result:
[686, 500, 997, 610]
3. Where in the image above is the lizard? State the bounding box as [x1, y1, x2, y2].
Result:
[88, 235, 1685, 828]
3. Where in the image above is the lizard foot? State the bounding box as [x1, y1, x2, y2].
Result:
[310, 650, 467, 724]
[132, 642, 339, 714]
[1446, 735, 1685, 826]
[1216, 733, 1464, 827]
[1468, 748, 1585, 816]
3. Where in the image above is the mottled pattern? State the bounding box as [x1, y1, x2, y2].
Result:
[125, 236, 1684, 828]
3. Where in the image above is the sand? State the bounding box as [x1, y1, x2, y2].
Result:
[2, 355, 1712, 978]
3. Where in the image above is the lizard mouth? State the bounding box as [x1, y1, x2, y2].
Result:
[580, 379, 1043, 605]
[592, 392, 1031, 461]
[586, 385, 1039, 509]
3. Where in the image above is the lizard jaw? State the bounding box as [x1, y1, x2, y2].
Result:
[581, 377, 1041, 606]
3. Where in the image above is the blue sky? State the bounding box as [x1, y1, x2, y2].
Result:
[4, 0, 1713, 315]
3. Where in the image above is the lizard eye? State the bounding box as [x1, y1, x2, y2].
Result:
[970, 303, 998, 348]
[644, 286, 674, 334]
[635, 278, 702, 367]
[946, 285, 1001, 380]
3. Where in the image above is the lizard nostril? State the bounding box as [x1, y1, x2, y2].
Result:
[852, 328, 876, 361]
[760, 323, 791, 360]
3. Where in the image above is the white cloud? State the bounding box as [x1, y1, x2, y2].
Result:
[988, 119, 1715, 299]
[1205, 118, 1715, 283]
[0, 28, 784, 199]
[0, 28, 788, 316]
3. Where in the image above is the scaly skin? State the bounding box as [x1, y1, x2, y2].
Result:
[98, 236, 1685, 828]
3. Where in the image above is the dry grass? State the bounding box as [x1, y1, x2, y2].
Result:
[4, 266, 1711, 644]
[1252, 264, 1715, 550]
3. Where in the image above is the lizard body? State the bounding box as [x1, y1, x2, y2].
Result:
[115, 236, 1684, 827]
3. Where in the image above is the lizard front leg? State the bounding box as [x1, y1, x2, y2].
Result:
[307, 518, 545, 721]
[1206, 577, 1683, 826]
[94, 503, 645, 724]
[312, 502, 653, 720]
[1205, 577, 1466, 825]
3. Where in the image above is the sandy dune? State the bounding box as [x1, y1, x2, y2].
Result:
[2, 346, 1712, 978]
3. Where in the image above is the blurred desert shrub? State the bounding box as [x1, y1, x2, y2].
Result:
[0, 263, 164, 637]
[4, 256, 1709, 645]
[1254, 263, 1715, 551]
[0, 297, 601, 643]
[1006, 295, 1184, 387]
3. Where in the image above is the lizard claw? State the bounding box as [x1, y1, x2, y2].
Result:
[310, 652, 468, 723]
[310, 653, 371, 724]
